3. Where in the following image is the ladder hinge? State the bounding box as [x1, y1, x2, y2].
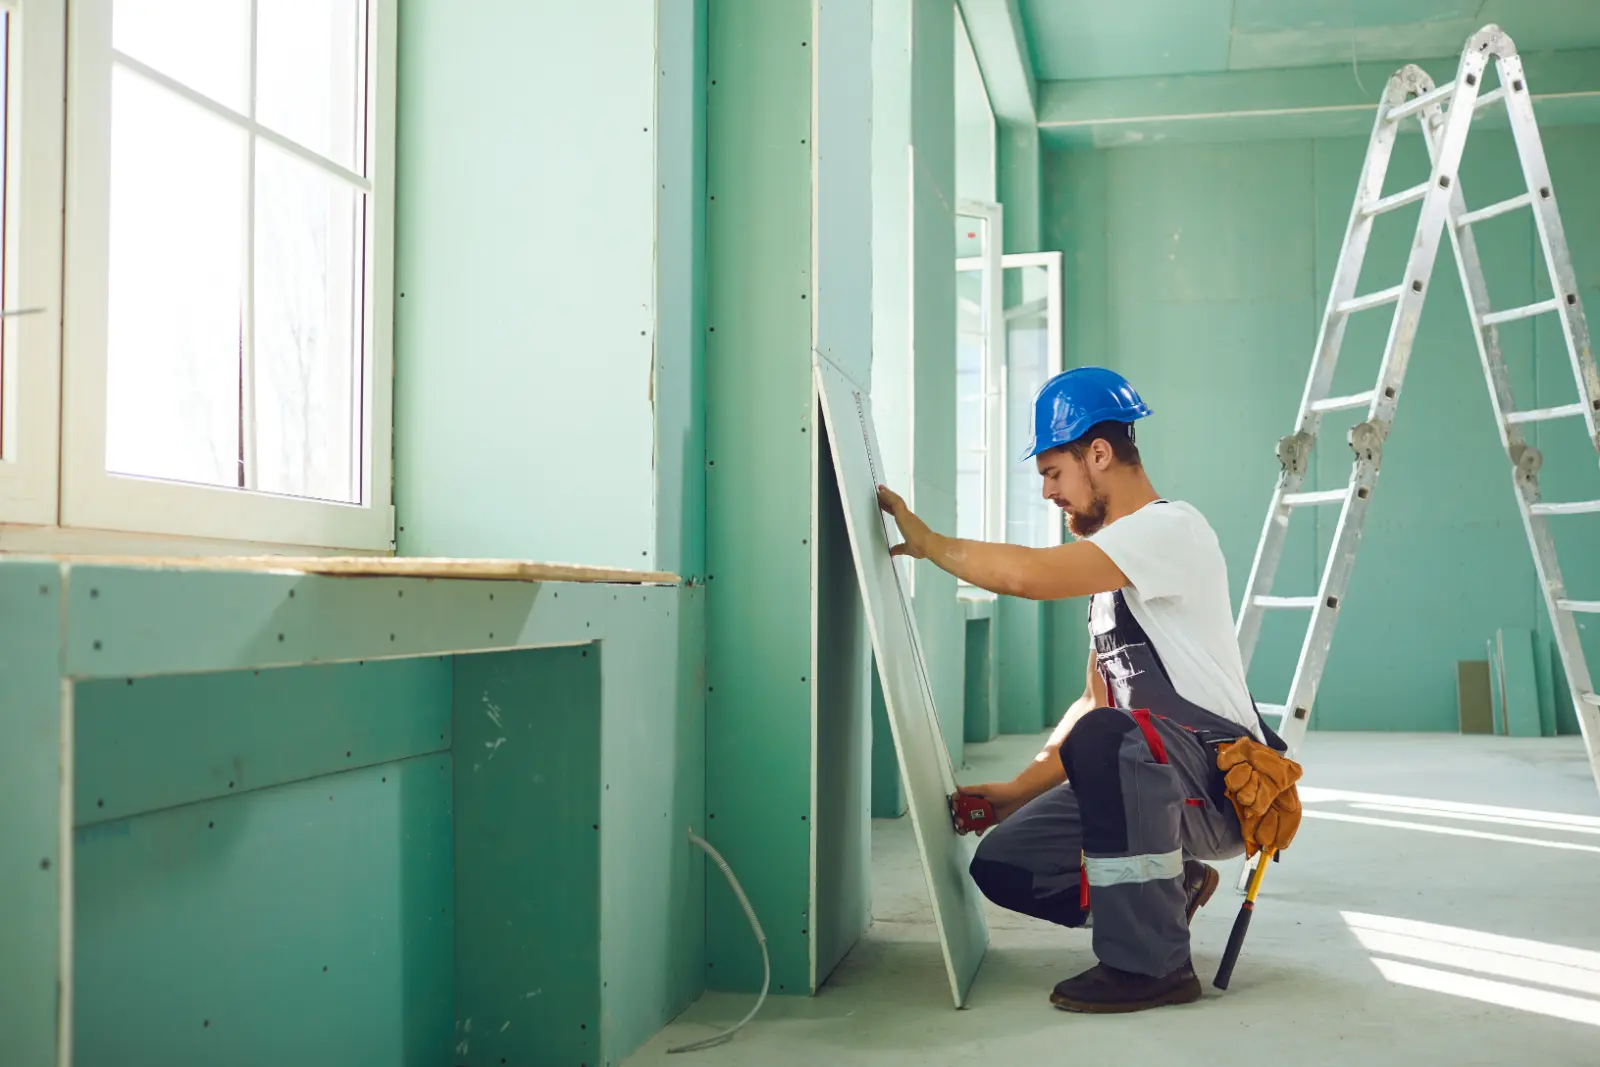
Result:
[1508, 442, 1543, 482]
[1348, 420, 1386, 464]
[1277, 431, 1314, 477]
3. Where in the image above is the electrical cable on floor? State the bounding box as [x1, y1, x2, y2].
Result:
[668, 828, 769, 1055]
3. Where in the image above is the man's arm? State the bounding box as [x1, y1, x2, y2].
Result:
[876, 485, 1127, 600]
[962, 649, 1104, 821]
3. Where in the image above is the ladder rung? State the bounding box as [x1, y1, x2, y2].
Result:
[1311, 390, 1375, 414]
[1387, 80, 1456, 122]
[1584, 693, 1600, 709]
[1473, 87, 1507, 112]
[1507, 402, 1588, 425]
[1256, 703, 1286, 722]
[1362, 182, 1431, 218]
[1458, 192, 1533, 228]
[1337, 285, 1406, 316]
[1254, 595, 1318, 610]
[1531, 500, 1600, 517]
[1557, 599, 1600, 614]
[1283, 489, 1349, 507]
[1482, 298, 1562, 326]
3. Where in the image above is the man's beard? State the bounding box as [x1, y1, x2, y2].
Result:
[1064, 493, 1110, 538]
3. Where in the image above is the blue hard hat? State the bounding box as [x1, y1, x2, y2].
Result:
[1022, 367, 1151, 460]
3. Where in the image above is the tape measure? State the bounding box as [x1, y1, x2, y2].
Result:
[949, 790, 996, 836]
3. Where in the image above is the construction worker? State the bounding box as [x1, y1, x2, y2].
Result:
[876, 365, 1298, 1014]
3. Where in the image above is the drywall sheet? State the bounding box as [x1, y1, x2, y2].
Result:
[73, 756, 454, 1067]
[811, 419, 874, 990]
[453, 647, 602, 1067]
[815, 355, 988, 1007]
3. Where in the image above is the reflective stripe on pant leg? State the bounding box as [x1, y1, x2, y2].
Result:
[1062, 707, 1190, 977]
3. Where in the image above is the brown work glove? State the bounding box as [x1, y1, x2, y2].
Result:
[1216, 737, 1305, 857]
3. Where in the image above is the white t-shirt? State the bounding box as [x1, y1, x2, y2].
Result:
[1087, 500, 1264, 741]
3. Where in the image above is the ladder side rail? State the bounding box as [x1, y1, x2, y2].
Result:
[1234, 71, 1420, 668]
[1274, 62, 1490, 756]
[1496, 51, 1600, 447]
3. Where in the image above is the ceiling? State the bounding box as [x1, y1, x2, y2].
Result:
[1019, 0, 1600, 82]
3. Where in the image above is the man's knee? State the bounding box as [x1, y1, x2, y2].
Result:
[1059, 706, 1134, 778]
[968, 854, 1086, 929]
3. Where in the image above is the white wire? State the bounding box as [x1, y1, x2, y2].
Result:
[668, 829, 770, 1054]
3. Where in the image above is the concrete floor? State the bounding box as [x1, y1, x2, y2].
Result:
[628, 731, 1600, 1066]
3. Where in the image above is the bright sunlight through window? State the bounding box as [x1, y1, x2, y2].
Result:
[1344, 912, 1600, 1028]
[1300, 786, 1600, 855]
[106, 0, 368, 503]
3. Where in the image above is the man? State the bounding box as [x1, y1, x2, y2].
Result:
[876, 366, 1290, 1014]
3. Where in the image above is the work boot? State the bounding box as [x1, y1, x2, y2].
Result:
[1184, 859, 1219, 923]
[1049, 959, 1202, 1014]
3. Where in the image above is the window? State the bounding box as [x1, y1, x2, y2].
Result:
[955, 199, 1004, 560]
[958, 246, 1067, 557]
[0, 0, 66, 527]
[1000, 252, 1065, 549]
[53, 0, 396, 550]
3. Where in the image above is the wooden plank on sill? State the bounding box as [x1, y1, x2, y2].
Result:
[29, 554, 680, 585]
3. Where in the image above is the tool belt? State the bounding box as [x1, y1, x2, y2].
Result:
[1215, 736, 1304, 858]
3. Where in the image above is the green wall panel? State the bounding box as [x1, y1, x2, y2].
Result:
[964, 616, 997, 742]
[393, 0, 660, 568]
[870, 665, 908, 817]
[75, 659, 451, 825]
[705, 0, 816, 995]
[656, 0, 710, 580]
[598, 588, 706, 1062]
[1042, 124, 1600, 733]
[813, 427, 873, 987]
[73, 756, 454, 1067]
[911, 0, 967, 768]
[453, 647, 602, 1067]
[0, 563, 65, 1067]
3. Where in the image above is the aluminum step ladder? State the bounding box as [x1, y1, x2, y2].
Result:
[1235, 24, 1600, 823]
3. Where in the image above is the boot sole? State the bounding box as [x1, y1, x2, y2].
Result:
[1186, 865, 1220, 922]
[1050, 977, 1203, 1015]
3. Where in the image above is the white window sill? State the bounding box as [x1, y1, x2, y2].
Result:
[0, 522, 389, 560]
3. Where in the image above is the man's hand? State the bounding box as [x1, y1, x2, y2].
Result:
[949, 781, 1027, 835]
[877, 485, 934, 560]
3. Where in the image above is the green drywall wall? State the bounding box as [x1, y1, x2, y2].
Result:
[656, 0, 710, 580]
[598, 588, 707, 1061]
[911, 0, 968, 768]
[955, 9, 996, 204]
[74, 659, 452, 824]
[1043, 124, 1600, 733]
[74, 755, 454, 1067]
[964, 615, 998, 741]
[999, 122, 1041, 253]
[0, 563, 65, 1067]
[869, 667, 908, 816]
[1021, 0, 1600, 80]
[393, 0, 661, 568]
[1037, 48, 1600, 148]
[452, 647, 601, 1067]
[814, 425, 873, 987]
[71, 660, 454, 1065]
[704, 0, 818, 995]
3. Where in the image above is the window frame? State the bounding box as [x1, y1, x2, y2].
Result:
[57, 0, 396, 551]
[955, 197, 1005, 556]
[0, 0, 66, 526]
[995, 250, 1065, 549]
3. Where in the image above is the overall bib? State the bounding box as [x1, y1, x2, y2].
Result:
[969, 587, 1286, 977]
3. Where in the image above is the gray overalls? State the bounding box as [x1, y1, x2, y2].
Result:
[969, 585, 1287, 977]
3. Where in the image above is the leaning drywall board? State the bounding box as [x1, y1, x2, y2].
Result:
[814, 355, 989, 1007]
